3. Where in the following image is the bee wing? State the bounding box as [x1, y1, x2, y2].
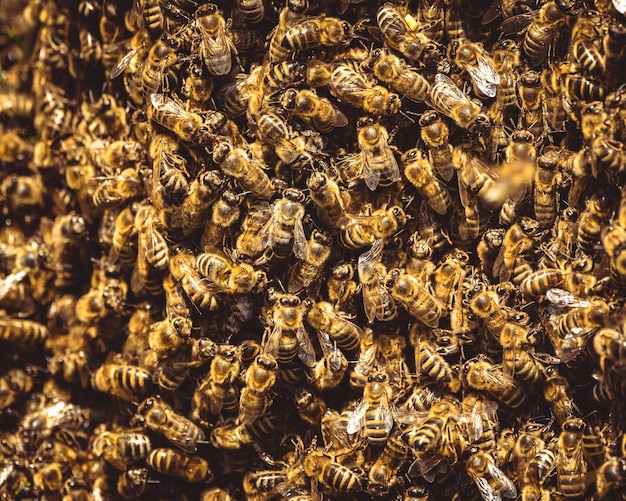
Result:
[501, 344, 520, 380]
[262, 316, 283, 358]
[362, 147, 383, 192]
[296, 324, 316, 367]
[556, 329, 595, 363]
[546, 288, 589, 309]
[110, 43, 142, 79]
[346, 399, 368, 436]
[375, 392, 394, 434]
[489, 462, 517, 498]
[466, 54, 500, 98]
[482, 365, 523, 395]
[130, 233, 149, 294]
[166, 426, 204, 454]
[481, 0, 503, 24]
[614, 0, 626, 14]
[150, 93, 188, 120]
[199, 22, 234, 76]
[357, 238, 385, 280]
[0, 270, 27, 300]
[317, 330, 344, 371]
[473, 474, 506, 501]
[144, 221, 169, 270]
[429, 73, 471, 119]
[499, 11, 538, 34]
[292, 214, 307, 260]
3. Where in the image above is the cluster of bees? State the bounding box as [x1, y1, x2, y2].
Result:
[3, 0, 626, 499]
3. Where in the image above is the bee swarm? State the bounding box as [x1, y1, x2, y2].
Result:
[2, 0, 626, 499]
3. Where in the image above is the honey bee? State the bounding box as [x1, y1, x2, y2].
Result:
[200, 190, 243, 250]
[369, 49, 430, 103]
[462, 357, 527, 409]
[148, 448, 211, 483]
[542, 366, 580, 427]
[520, 268, 595, 300]
[0, 174, 46, 216]
[91, 362, 155, 401]
[512, 420, 550, 485]
[303, 447, 363, 494]
[429, 73, 492, 133]
[514, 2, 566, 67]
[90, 168, 142, 212]
[413, 334, 460, 392]
[267, 3, 307, 63]
[115, 467, 147, 499]
[0, 93, 34, 121]
[307, 171, 348, 228]
[191, 344, 240, 424]
[0, 315, 48, 348]
[368, 428, 410, 494]
[135, 396, 205, 453]
[281, 16, 352, 57]
[465, 448, 517, 501]
[257, 188, 307, 261]
[0, 366, 36, 411]
[155, 336, 217, 391]
[449, 39, 500, 99]
[264, 292, 314, 367]
[329, 63, 401, 117]
[280, 88, 348, 133]
[255, 113, 311, 166]
[377, 2, 441, 64]
[493, 217, 540, 283]
[418, 110, 455, 181]
[141, 35, 179, 95]
[549, 298, 609, 363]
[356, 239, 396, 323]
[306, 300, 362, 353]
[402, 148, 451, 215]
[215, 145, 274, 200]
[91, 430, 152, 471]
[238, 353, 278, 425]
[386, 268, 442, 328]
[237, 0, 264, 24]
[169, 248, 219, 311]
[326, 262, 358, 314]
[340, 206, 407, 250]
[305, 58, 332, 88]
[596, 457, 626, 500]
[193, 3, 236, 77]
[556, 418, 587, 498]
[130, 203, 168, 294]
[346, 369, 396, 445]
[308, 331, 349, 391]
[148, 134, 189, 207]
[594, 325, 626, 370]
[578, 192, 615, 256]
[294, 388, 327, 426]
[196, 250, 265, 294]
[402, 397, 460, 471]
[148, 93, 226, 145]
[288, 230, 332, 294]
[174, 170, 224, 236]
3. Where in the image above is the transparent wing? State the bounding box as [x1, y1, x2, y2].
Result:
[346, 399, 368, 436]
[467, 54, 500, 98]
[317, 330, 343, 371]
[429, 73, 471, 118]
[546, 288, 589, 309]
[296, 324, 316, 367]
[292, 213, 307, 260]
[474, 476, 503, 501]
